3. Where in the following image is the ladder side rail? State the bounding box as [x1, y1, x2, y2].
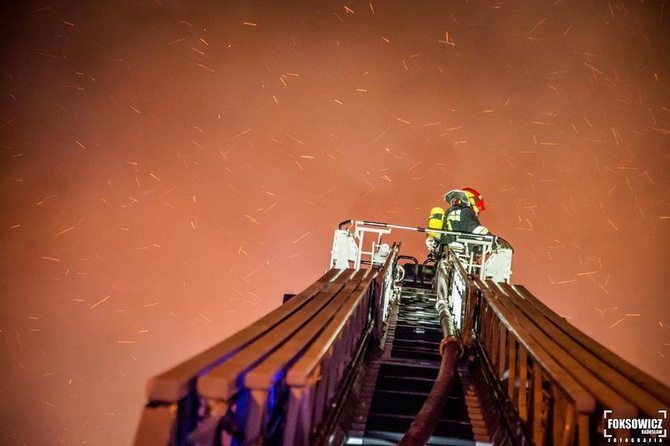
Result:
[434, 251, 482, 358]
[284, 271, 378, 445]
[133, 268, 341, 446]
[144, 268, 341, 402]
[444, 256, 530, 445]
[474, 279, 597, 446]
[513, 284, 670, 409]
[378, 243, 398, 321]
[436, 250, 473, 334]
[475, 281, 597, 446]
[484, 280, 638, 443]
[190, 271, 358, 442]
[498, 282, 668, 419]
[240, 270, 369, 445]
[372, 244, 400, 344]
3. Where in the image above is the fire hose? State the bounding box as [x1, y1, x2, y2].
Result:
[398, 298, 464, 446]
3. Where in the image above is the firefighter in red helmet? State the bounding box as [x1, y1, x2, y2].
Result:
[425, 188, 489, 254]
[443, 189, 490, 237]
[463, 187, 486, 217]
[446, 187, 513, 251]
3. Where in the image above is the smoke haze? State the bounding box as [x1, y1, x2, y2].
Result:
[1, 0, 669, 444]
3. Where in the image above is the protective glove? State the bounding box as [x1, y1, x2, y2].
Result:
[425, 237, 439, 251]
[494, 236, 514, 252]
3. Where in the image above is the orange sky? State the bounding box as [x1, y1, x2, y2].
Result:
[1, 1, 669, 444]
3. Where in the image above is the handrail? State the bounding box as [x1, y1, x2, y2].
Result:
[476, 279, 603, 445]
[134, 268, 342, 445]
[497, 282, 667, 417]
[438, 253, 597, 446]
[184, 271, 362, 444]
[373, 243, 400, 342]
[332, 218, 509, 281]
[136, 244, 400, 445]
[431, 244, 670, 446]
[283, 271, 377, 445]
[145, 268, 341, 403]
[237, 270, 369, 444]
[196, 270, 357, 400]
[513, 284, 670, 409]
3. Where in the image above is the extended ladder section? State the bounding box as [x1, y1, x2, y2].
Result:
[135, 246, 399, 446]
[345, 284, 491, 445]
[135, 222, 670, 445]
[440, 250, 670, 445]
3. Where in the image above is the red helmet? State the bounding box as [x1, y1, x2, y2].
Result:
[463, 187, 486, 212]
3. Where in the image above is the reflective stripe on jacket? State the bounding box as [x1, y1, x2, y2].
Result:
[443, 205, 489, 242]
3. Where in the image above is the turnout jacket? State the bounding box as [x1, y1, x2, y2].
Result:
[442, 205, 490, 244]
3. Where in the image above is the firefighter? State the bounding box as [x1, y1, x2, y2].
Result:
[444, 189, 490, 237]
[446, 188, 513, 252]
[425, 188, 490, 254]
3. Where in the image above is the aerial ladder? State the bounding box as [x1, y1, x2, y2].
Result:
[134, 220, 670, 445]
